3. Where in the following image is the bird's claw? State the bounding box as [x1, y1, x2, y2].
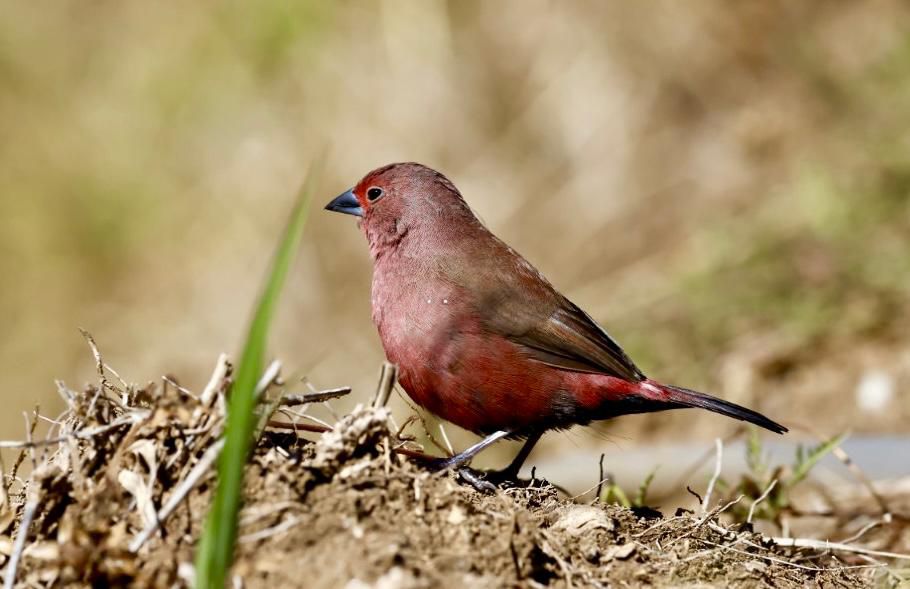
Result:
[424, 458, 499, 493]
[456, 468, 498, 493]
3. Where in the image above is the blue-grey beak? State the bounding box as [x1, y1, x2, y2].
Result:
[324, 189, 363, 217]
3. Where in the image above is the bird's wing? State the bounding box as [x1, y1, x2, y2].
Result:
[447, 252, 645, 382]
[499, 296, 645, 382]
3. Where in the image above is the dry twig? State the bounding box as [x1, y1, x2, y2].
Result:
[700, 438, 723, 518]
[698, 539, 884, 572]
[747, 479, 778, 524]
[280, 387, 352, 406]
[594, 453, 606, 504]
[0, 413, 145, 449]
[372, 363, 397, 408]
[200, 353, 230, 407]
[4, 483, 41, 589]
[79, 328, 127, 409]
[238, 516, 303, 544]
[769, 536, 910, 561]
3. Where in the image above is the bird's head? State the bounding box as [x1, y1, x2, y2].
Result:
[325, 162, 478, 254]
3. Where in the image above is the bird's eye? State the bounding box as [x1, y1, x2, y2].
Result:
[366, 187, 384, 202]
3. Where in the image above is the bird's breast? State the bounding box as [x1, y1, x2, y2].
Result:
[370, 262, 464, 371]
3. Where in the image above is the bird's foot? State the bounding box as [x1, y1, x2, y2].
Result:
[456, 468, 498, 493]
[423, 437, 529, 493]
[424, 457, 520, 493]
[454, 466, 525, 493]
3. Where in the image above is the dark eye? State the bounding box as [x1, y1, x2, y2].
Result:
[366, 187, 384, 202]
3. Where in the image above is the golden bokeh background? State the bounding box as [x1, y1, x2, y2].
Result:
[2, 1, 908, 470]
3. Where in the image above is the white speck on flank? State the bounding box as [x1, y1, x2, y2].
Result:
[427, 299, 432, 304]
[443, 299, 448, 304]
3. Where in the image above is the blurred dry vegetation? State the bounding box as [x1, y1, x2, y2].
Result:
[1, 0, 909, 464]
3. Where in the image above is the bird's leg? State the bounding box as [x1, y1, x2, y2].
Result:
[430, 430, 511, 472]
[496, 430, 543, 480]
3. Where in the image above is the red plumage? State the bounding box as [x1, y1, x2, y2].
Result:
[326, 163, 785, 472]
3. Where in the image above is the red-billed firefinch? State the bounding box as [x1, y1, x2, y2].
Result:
[326, 163, 785, 480]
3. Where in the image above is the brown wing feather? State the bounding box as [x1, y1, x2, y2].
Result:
[443, 241, 645, 382]
[507, 300, 645, 382]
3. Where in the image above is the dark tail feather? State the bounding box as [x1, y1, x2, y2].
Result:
[659, 383, 787, 434]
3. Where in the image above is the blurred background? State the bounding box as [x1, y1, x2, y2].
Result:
[1, 1, 908, 482]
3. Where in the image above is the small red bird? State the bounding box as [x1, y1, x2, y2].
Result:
[326, 163, 786, 482]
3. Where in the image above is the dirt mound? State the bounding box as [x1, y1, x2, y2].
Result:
[0, 363, 877, 588]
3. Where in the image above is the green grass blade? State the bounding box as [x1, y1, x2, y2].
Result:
[601, 483, 631, 508]
[194, 171, 316, 589]
[634, 468, 658, 508]
[788, 432, 847, 489]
